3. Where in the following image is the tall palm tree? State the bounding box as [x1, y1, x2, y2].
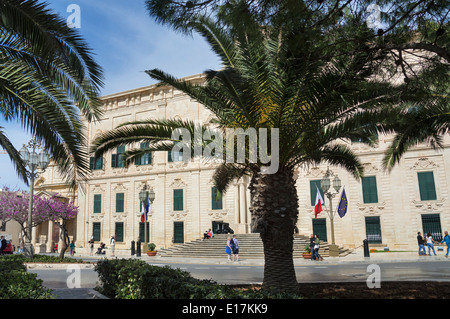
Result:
[0, 0, 104, 186]
[91, 4, 411, 291]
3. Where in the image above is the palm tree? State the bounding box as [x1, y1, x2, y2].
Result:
[0, 0, 104, 186]
[91, 4, 411, 291]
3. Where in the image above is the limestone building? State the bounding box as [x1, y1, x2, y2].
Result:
[35, 73, 450, 254]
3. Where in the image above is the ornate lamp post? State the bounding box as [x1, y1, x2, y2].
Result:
[320, 168, 341, 257]
[19, 137, 50, 258]
[139, 184, 155, 252]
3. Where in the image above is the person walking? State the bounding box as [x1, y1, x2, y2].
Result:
[426, 233, 437, 256]
[313, 234, 323, 261]
[231, 235, 239, 262]
[309, 234, 315, 261]
[441, 231, 450, 257]
[69, 240, 75, 256]
[0, 236, 6, 256]
[110, 236, 115, 257]
[417, 232, 426, 256]
[226, 236, 232, 261]
[89, 238, 94, 256]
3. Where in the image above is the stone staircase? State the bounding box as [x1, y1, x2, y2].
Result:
[158, 233, 351, 259]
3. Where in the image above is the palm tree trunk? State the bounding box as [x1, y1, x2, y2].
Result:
[249, 166, 299, 292]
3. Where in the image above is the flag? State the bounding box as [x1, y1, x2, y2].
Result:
[140, 201, 146, 223]
[338, 188, 348, 218]
[314, 187, 324, 218]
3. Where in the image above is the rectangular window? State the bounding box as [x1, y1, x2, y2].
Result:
[421, 214, 442, 242]
[112, 145, 126, 168]
[168, 150, 183, 162]
[116, 193, 124, 213]
[93, 194, 101, 213]
[211, 187, 223, 210]
[93, 222, 101, 241]
[365, 216, 382, 244]
[174, 221, 184, 243]
[139, 222, 150, 243]
[89, 156, 103, 170]
[418, 171, 437, 201]
[310, 180, 324, 206]
[362, 176, 378, 204]
[312, 218, 327, 242]
[135, 143, 152, 165]
[115, 222, 124, 242]
[173, 189, 183, 211]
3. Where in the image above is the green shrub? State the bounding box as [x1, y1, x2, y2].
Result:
[0, 255, 53, 299]
[94, 259, 304, 299]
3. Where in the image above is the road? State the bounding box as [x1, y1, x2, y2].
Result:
[28, 260, 450, 289]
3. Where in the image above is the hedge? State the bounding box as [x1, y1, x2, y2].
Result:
[94, 258, 302, 299]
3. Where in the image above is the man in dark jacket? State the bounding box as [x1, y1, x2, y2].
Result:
[0, 236, 7, 255]
[417, 232, 426, 256]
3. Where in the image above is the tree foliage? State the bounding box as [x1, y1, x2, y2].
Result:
[0, 0, 104, 187]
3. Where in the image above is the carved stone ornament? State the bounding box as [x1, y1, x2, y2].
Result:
[412, 199, 445, 212]
[410, 157, 439, 170]
[356, 201, 386, 215]
[169, 210, 189, 221]
[207, 209, 230, 220]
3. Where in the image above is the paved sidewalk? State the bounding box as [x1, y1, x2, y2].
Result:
[33, 247, 449, 299]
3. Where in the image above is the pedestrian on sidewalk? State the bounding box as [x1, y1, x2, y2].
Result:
[417, 232, 426, 256]
[441, 231, 450, 257]
[313, 234, 323, 261]
[426, 233, 437, 256]
[309, 234, 315, 261]
[69, 240, 75, 256]
[89, 237, 94, 256]
[231, 235, 239, 262]
[110, 236, 115, 257]
[226, 236, 232, 261]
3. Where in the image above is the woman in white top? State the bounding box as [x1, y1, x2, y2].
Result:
[110, 236, 115, 257]
[426, 233, 437, 256]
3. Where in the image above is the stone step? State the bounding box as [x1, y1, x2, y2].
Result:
[159, 233, 351, 258]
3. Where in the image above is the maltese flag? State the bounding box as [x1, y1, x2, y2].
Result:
[314, 187, 324, 218]
[140, 201, 146, 223]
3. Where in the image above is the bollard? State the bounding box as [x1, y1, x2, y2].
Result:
[136, 240, 141, 257]
[131, 240, 135, 256]
[363, 239, 370, 257]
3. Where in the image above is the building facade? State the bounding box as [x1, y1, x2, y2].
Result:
[35, 74, 450, 254]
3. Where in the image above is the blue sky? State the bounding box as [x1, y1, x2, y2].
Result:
[0, 0, 220, 190]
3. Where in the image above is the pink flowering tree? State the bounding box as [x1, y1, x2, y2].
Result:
[0, 189, 78, 259]
[36, 194, 78, 259]
[0, 188, 48, 243]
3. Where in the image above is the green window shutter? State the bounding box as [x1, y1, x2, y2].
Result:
[111, 154, 117, 168]
[93, 222, 101, 241]
[136, 143, 151, 165]
[115, 222, 124, 242]
[211, 187, 223, 210]
[116, 193, 124, 213]
[93, 194, 101, 213]
[168, 151, 173, 162]
[362, 176, 378, 204]
[418, 172, 437, 201]
[310, 180, 324, 206]
[139, 222, 150, 242]
[89, 157, 95, 170]
[173, 189, 183, 211]
[116, 146, 125, 168]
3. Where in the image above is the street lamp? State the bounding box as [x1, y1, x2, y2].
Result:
[320, 168, 341, 257]
[139, 184, 155, 251]
[19, 137, 50, 258]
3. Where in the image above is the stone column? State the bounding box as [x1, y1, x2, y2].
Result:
[46, 220, 54, 253]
